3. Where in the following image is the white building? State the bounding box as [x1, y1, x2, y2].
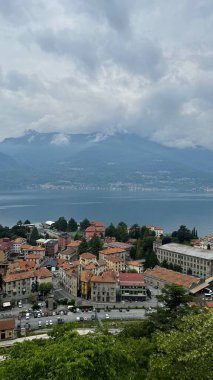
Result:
[147, 225, 164, 237]
[157, 243, 213, 278]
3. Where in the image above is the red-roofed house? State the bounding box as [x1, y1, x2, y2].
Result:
[91, 271, 117, 303]
[85, 221, 105, 240]
[99, 247, 127, 262]
[36, 267, 53, 284]
[80, 252, 97, 266]
[119, 273, 147, 301]
[144, 266, 201, 291]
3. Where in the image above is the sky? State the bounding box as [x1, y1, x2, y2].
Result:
[0, 0, 213, 149]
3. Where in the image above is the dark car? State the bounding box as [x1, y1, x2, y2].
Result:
[91, 315, 95, 320]
[119, 308, 123, 312]
[126, 308, 130, 312]
[80, 316, 84, 322]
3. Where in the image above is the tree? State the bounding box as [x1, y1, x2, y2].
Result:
[149, 313, 213, 380]
[38, 282, 53, 296]
[54, 217, 67, 231]
[162, 236, 172, 245]
[89, 234, 103, 256]
[174, 225, 194, 244]
[144, 251, 159, 269]
[116, 222, 128, 242]
[129, 246, 136, 259]
[80, 218, 90, 231]
[78, 238, 89, 254]
[105, 223, 117, 237]
[129, 224, 140, 239]
[67, 218, 78, 232]
[157, 284, 192, 313]
[29, 227, 39, 246]
[127, 269, 138, 273]
[187, 268, 192, 275]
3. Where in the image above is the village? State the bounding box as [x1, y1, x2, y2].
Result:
[0, 219, 213, 341]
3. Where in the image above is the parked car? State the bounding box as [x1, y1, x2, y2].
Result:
[91, 315, 95, 320]
[76, 316, 80, 322]
[37, 313, 41, 318]
[49, 320, 53, 325]
[38, 321, 42, 328]
[46, 320, 49, 326]
[105, 314, 109, 319]
[80, 316, 84, 322]
[119, 308, 122, 312]
[26, 313, 30, 320]
[84, 316, 87, 321]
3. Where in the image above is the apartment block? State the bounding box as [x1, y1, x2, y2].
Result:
[157, 243, 213, 278]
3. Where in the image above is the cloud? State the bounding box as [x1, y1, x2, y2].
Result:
[0, 0, 213, 149]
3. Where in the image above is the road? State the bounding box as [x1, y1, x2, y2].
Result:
[14, 308, 147, 329]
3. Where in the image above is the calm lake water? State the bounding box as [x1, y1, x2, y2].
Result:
[0, 190, 213, 236]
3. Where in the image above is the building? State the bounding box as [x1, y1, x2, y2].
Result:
[85, 221, 105, 240]
[10, 238, 27, 255]
[157, 243, 213, 278]
[99, 247, 128, 262]
[80, 270, 93, 299]
[44, 239, 58, 257]
[3, 270, 37, 300]
[59, 247, 77, 261]
[58, 233, 71, 250]
[105, 256, 125, 274]
[91, 271, 117, 303]
[126, 260, 144, 273]
[64, 269, 78, 297]
[0, 319, 15, 340]
[36, 267, 53, 285]
[147, 226, 164, 237]
[107, 241, 133, 252]
[79, 252, 97, 266]
[119, 273, 147, 301]
[0, 238, 12, 262]
[144, 266, 201, 291]
[25, 253, 43, 266]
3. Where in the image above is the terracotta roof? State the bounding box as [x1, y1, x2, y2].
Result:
[70, 260, 80, 268]
[119, 273, 145, 282]
[25, 254, 43, 260]
[31, 247, 45, 252]
[90, 221, 105, 228]
[147, 225, 164, 230]
[99, 247, 125, 255]
[0, 319, 15, 330]
[106, 256, 124, 263]
[13, 238, 27, 244]
[36, 267, 53, 279]
[21, 245, 33, 250]
[144, 266, 200, 289]
[4, 269, 36, 283]
[8, 260, 36, 273]
[85, 263, 98, 269]
[60, 247, 76, 255]
[80, 252, 96, 259]
[120, 281, 146, 286]
[80, 270, 93, 282]
[127, 260, 143, 267]
[91, 270, 116, 283]
[67, 240, 81, 247]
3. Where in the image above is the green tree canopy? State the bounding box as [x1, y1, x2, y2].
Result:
[78, 238, 89, 254]
[157, 283, 192, 313]
[79, 218, 90, 231]
[38, 282, 53, 296]
[29, 227, 39, 246]
[67, 217, 78, 232]
[105, 223, 117, 237]
[149, 313, 213, 380]
[54, 217, 68, 232]
[89, 234, 103, 256]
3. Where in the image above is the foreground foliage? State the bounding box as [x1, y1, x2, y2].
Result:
[0, 285, 212, 380]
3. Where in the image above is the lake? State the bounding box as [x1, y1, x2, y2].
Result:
[0, 190, 213, 236]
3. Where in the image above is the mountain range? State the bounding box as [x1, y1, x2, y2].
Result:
[0, 130, 213, 192]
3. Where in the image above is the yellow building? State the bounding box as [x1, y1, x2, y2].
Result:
[80, 270, 93, 299]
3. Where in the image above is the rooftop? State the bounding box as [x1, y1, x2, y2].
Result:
[159, 243, 213, 259]
[4, 269, 36, 283]
[119, 272, 145, 282]
[99, 247, 126, 255]
[127, 260, 143, 267]
[91, 270, 116, 283]
[80, 252, 96, 259]
[36, 267, 53, 279]
[144, 266, 200, 289]
[0, 319, 15, 330]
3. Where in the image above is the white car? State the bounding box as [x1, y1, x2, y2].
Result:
[49, 320, 53, 325]
[105, 314, 109, 319]
[76, 316, 80, 321]
[38, 321, 42, 327]
[45, 320, 49, 326]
